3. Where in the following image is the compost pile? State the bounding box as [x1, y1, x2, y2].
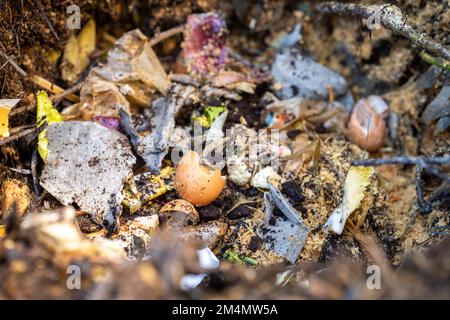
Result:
[0, 0, 449, 299]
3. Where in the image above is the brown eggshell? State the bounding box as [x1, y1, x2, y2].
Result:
[348, 100, 386, 152]
[175, 151, 226, 206]
[160, 199, 199, 224]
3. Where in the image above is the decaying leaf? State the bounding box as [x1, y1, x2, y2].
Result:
[64, 29, 171, 122]
[61, 19, 96, 83]
[323, 166, 375, 235]
[36, 91, 63, 160]
[67, 76, 131, 121]
[0, 99, 20, 139]
[40, 121, 136, 229]
[94, 29, 170, 100]
[1, 178, 30, 217]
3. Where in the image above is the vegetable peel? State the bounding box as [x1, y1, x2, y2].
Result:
[0, 99, 20, 139]
[37, 91, 63, 160]
[323, 166, 375, 235]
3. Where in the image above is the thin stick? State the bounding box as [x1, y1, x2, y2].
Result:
[9, 125, 35, 135]
[0, 49, 27, 77]
[30, 75, 79, 102]
[352, 156, 450, 166]
[0, 126, 36, 146]
[32, 0, 59, 41]
[9, 104, 36, 117]
[0, 165, 31, 175]
[31, 148, 40, 196]
[149, 25, 184, 47]
[352, 156, 450, 184]
[419, 51, 450, 71]
[316, 2, 450, 61]
[51, 80, 85, 104]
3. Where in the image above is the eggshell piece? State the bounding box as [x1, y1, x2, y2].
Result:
[160, 199, 199, 223]
[348, 99, 386, 152]
[175, 151, 226, 206]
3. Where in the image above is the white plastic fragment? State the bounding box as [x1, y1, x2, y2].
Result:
[180, 247, 219, 290]
[197, 247, 220, 269]
[257, 192, 309, 264]
[323, 166, 375, 235]
[268, 183, 303, 224]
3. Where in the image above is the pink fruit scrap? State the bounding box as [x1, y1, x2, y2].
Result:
[182, 12, 228, 77]
[93, 116, 121, 132]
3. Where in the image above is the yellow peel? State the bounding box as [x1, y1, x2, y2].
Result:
[0, 225, 6, 239]
[61, 19, 96, 83]
[324, 166, 375, 234]
[37, 91, 63, 160]
[0, 99, 20, 139]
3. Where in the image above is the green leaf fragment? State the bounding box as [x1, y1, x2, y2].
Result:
[193, 106, 227, 128]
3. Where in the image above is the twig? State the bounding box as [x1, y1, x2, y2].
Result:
[31, 148, 40, 196]
[352, 156, 450, 167]
[9, 125, 35, 135]
[30, 75, 79, 102]
[316, 2, 450, 61]
[419, 51, 450, 71]
[51, 80, 85, 104]
[0, 126, 36, 146]
[9, 104, 36, 117]
[149, 25, 184, 47]
[0, 165, 31, 175]
[32, 0, 59, 41]
[0, 49, 27, 77]
[415, 166, 432, 214]
[352, 156, 450, 184]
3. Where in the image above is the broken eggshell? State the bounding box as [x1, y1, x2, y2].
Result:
[180, 247, 220, 290]
[347, 96, 389, 152]
[175, 150, 226, 206]
[176, 220, 228, 248]
[159, 199, 200, 228]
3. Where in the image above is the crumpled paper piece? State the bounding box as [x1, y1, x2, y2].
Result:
[40, 121, 135, 229]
